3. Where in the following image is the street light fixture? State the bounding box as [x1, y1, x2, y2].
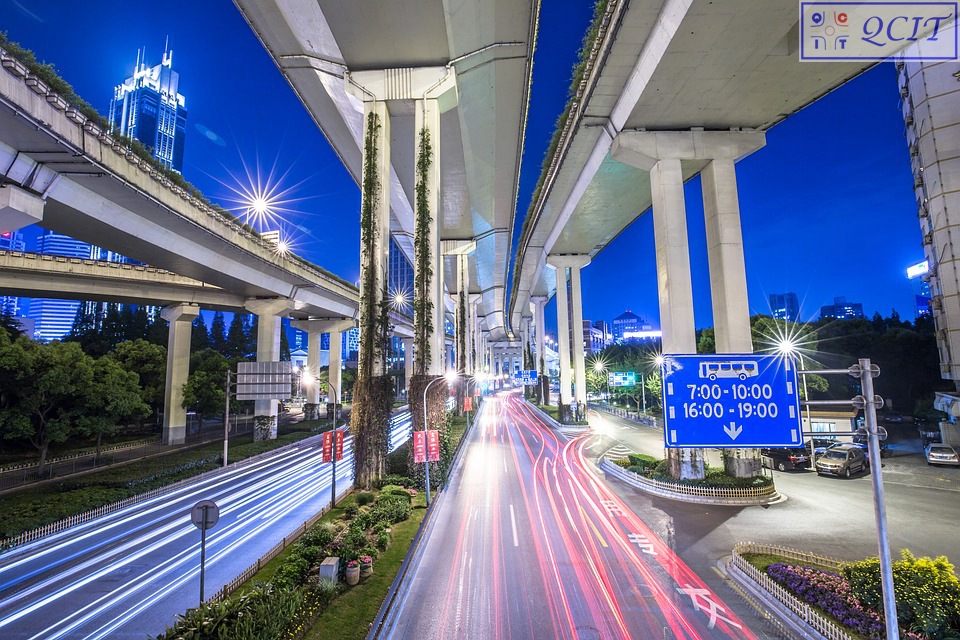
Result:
[422, 371, 458, 506]
[776, 337, 815, 464]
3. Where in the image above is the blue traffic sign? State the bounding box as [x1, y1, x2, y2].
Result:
[660, 354, 802, 448]
[513, 370, 538, 386]
[608, 371, 637, 387]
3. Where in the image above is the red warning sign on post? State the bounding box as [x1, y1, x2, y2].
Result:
[413, 431, 426, 464]
[427, 429, 440, 462]
[334, 430, 344, 461]
[322, 431, 333, 463]
[464, 396, 473, 412]
[474, 386, 481, 396]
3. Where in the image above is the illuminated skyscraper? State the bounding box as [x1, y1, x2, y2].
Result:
[27, 231, 90, 341]
[0, 230, 24, 316]
[109, 44, 187, 173]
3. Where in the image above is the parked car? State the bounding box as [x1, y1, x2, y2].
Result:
[918, 425, 942, 445]
[925, 444, 960, 466]
[852, 435, 889, 458]
[881, 413, 904, 424]
[815, 444, 868, 478]
[761, 447, 811, 472]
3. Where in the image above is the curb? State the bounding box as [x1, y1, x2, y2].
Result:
[599, 457, 782, 506]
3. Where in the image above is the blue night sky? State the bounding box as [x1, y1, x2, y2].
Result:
[2, 0, 922, 335]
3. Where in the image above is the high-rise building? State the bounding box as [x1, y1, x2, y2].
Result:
[110, 45, 187, 173]
[593, 320, 613, 348]
[583, 320, 605, 355]
[819, 297, 864, 321]
[899, 51, 960, 381]
[769, 292, 800, 322]
[907, 260, 932, 318]
[388, 237, 414, 300]
[0, 230, 25, 316]
[612, 310, 657, 343]
[27, 231, 91, 341]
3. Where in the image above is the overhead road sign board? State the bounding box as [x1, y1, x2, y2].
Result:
[608, 371, 637, 387]
[660, 354, 802, 448]
[236, 361, 293, 400]
[514, 370, 538, 386]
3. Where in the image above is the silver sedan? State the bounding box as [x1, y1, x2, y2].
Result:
[925, 444, 960, 466]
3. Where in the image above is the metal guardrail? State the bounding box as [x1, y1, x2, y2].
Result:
[0, 436, 160, 474]
[730, 542, 854, 640]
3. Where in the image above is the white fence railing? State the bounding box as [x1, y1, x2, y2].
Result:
[730, 542, 855, 640]
[603, 458, 777, 499]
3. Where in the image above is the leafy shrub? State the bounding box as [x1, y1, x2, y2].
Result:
[301, 523, 335, 549]
[386, 444, 411, 479]
[379, 474, 414, 488]
[352, 509, 373, 531]
[355, 491, 375, 506]
[627, 453, 661, 471]
[274, 555, 310, 589]
[312, 577, 340, 605]
[344, 503, 359, 518]
[377, 532, 389, 550]
[845, 550, 960, 639]
[231, 583, 302, 640]
[372, 494, 412, 525]
[345, 524, 367, 550]
[612, 458, 631, 468]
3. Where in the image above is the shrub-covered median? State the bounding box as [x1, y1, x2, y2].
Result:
[0, 420, 334, 541]
[154, 481, 427, 640]
[612, 454, 773, 489]
[743, 549, 960, 639]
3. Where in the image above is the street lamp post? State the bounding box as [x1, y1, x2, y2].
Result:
[327, 380, 340, 510]
[422, 372, 457, 506]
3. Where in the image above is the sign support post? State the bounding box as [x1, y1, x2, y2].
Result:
[190, 499, 219, 605]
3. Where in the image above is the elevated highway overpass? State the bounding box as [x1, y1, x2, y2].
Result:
[232, 0, 539, 352]
[508, 0, 874, 476]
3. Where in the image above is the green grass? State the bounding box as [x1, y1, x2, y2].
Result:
[0, 422, 328, 540]
[303, 494, 428, 640]
[741, 552, 840, 575]
[535, 403, 588, 426]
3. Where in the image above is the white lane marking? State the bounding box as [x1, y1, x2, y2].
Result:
[627, 533, 658, 555]
[509, 505, 519, 547]
[503, 456, 508, 474]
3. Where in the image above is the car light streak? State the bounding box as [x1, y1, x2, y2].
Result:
[0, 413, 411, 639]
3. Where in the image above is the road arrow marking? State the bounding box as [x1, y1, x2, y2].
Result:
[627, 533, 658, 555]
[677, 584, 742, 629]
[724, 422, 743, 440]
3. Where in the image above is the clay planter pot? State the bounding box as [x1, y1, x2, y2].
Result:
[346, 565, 360, 586]
[360, 562, 374, 578]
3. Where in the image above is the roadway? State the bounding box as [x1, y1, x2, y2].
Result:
[0, 412, 412, 640]
[588, 409, 960, 583]
[381, 392, 761, 640]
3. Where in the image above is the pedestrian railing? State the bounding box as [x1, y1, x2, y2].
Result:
[0, 437, 161, 475]
[601, 458, 777, 500]
[730, 542, 854, 640]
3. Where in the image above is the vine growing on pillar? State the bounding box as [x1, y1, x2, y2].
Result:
[413, 125, 434, 376]
[353, 109, 392, 489]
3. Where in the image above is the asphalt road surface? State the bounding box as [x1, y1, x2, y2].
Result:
[0, 412, 411, 640]
[587, 408, 960, 583]
[381, 392, 761, 640]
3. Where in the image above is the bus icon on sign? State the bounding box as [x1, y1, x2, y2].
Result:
[699, 361, 758, 381]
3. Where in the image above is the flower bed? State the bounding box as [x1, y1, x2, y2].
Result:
[154, 484, 422, 640]
[766, 563, 922, 639]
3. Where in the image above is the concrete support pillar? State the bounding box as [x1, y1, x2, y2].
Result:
[415, 97, 445, 376]
[361, 99, 392, 378]
[531, 296, 547, 401]
[702, 158, 752, 353]
[329, 328, 344, 405]
[305, 331, 322, 405]
[402, 337, 414, 395]
[292, 318, 354, 408]
[469, 294, 481, 374]
[569, 262, 589, 407]
[161, 303, 200, 445]
[246, 299, 293, 439]
[703, 158, 759, 477]
[552, 262, 573, 409]
[0, 185, 44, 233]
[650, 158, 697, 354]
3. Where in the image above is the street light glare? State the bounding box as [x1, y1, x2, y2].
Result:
[777, 338, 798, 356]
[444, 371, 458, 385]
[654, 354, 665, 367]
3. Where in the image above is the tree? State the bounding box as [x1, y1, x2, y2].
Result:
[77, 356, 148, 462]
[128, 305, 151, 341]
[146, 312, 168, 347]
[182, 349, 229, 426]
[109, 339, 167, 424]
[244, 314, 258, 359]
[0, 310, 25, 341]
[226, 313, 248, 359]
[210, 311, 228, 355]
[0, 335, 95, 472]
[280, 324, 291, 361]
[191, 314, 210, 352]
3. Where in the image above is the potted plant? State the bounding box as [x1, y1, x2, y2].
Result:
[345, 560, 360, 586]
[359, 555, 374, 578]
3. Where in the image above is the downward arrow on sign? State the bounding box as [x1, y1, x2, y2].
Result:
[724, 422, 743, 440]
